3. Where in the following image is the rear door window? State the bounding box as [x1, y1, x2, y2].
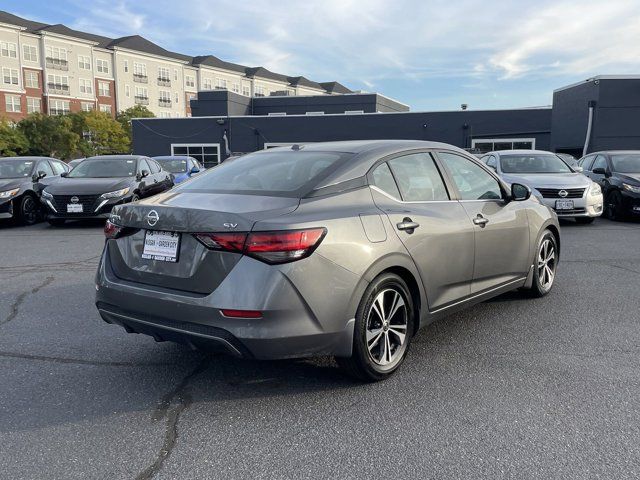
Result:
[387, 153, 449, 201]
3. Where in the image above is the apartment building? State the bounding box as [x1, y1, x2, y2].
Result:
[0, 11, 352, 121]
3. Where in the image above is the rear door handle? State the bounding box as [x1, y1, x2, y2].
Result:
[473, 214, 489, 227]
[397, 217, 419, 233]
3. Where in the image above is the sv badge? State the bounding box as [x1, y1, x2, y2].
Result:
[223, 223, 238, 229]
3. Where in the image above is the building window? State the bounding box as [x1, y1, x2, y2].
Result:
[3, 68, 19, 85]
[286, 88, 295, 96]
[47, 74, 70, 95]
[158, 90, 172, 107]
[50, 99, 70, 115]
[45, 46, 68, 70]
[242, 85, 250, 96]
[5, 95, 20, 112]
[134, 86, 148, 104]
[174, 69, 178, 81]
[160, 112, 171, 118]
[175, 92, 179, 104]
[25, 71, 39, 89]
[96, 58, 109, 74]
[185, 75, 195, 88]
[99, 104, 112, 114]
[98, 81, 110, 97]
[254, 85, 265, 97]
[133, 62, 147, 82]
[79, 78, 93, 94]
[124, 60, 129, 72]
[171, 143, 220, 168]
[203, 78, 212, 90]
[471, 138, 536, 153]
[27, 97, 41, 114]
[216, 78, 227, 90]
[81, 102, 94, 112]
[78, 55, 91, 70]
[158, 67, 171, 86]
[23, 44, 37, 62]
[1, 42, 17, 58]
[125, 84, 130, 97]
[232, 83, 240, 93]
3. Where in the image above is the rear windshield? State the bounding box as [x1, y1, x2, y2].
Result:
[156, 158, 188, 173]
[177, 150, 349, 196]
[500, 154, 572, 174]
[68, 158, 137, 178]
[611, 154, 640, 173]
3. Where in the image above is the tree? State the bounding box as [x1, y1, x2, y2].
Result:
[116, 105, 155, 146]
[70, 110, 130, 157]
[0, 118, 28, 156]
[18, 113, 79, 159]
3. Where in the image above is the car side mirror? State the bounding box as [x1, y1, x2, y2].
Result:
[32, 171, 47, 182]
[61, 171, 68, 178]
[592, 167, 606, 175]
[190, 166, 200, 174]
[511, 183, 531, 201]
[141, 170, 149, 178]
[574, 166, 583, 173]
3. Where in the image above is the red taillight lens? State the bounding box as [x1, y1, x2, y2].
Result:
[193, 228, 327, 264]
[220, 309, 263, 319]
[104, 220, 122, 239]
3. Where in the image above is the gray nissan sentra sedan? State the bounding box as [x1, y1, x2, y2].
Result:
[95, 140, 560, 381]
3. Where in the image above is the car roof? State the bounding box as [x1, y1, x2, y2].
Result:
[1, 156, 59, 161]
[490, 149, 557, 156]
[588, 150, 640, 156]
[153, 156, 195, 160]
[263, 139, 464, 155]
[84, 155, 145, 161]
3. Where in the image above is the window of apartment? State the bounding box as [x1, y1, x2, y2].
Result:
[232, 83, 240, 93]
[5, 95, 20, 112]
[47, 74, 70, 93]
[134, 86, 148, 104]
[26, 97, 41, 114]
[96, 58, 109, 74]
[3, 68, 19, 85]
[203, 78, 212, 90]
[25, 71, 39, 89]
[50, 99, 70, 115]
[159, 90, 171, 107]
[78, 55, 91, 70]
[45, 46, 67, 68]
[174, 69, 178, 81]
[286, 88, 295, 96]
[242, 85, 250, 96]
[175, 92, 179, 104]
[185, 75, 195, 88]
[79, 78, 93, 94]
[98, 81, 110, 97]
[81, 102, 94, 112]
[125, 84, 131, 97]
[1, 42, 17, 58]
[23, 44, 37, 62]
[158, 67, 171, 82]
[133, 62, 147, 76]
[99, 104, 112, 114]
[255, 85, 265, 97]
[160, 112, 171, 118]
[124, 60, 129, 72]
[216, 78, 227, 89]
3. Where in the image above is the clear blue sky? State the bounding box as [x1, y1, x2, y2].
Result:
[6, 0, 640, 111]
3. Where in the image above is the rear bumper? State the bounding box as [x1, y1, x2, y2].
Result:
[94, 246, 358, 360]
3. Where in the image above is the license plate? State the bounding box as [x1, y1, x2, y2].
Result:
[67, 204, 83, 213]
[555, 199, 574, 210]
[142, 230, 180, 262]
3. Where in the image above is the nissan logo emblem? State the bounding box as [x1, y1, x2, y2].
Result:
[558, 190, 568, 198]
[146, 210, 159, 227]
[70, 196, 79, 203]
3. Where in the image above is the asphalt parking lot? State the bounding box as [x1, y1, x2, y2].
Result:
[1, 217, 639, 479]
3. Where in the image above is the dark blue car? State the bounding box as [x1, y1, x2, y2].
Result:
[153, 156, 202, 184]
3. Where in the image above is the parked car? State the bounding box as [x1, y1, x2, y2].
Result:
[153, 156, 202, 184]
[0, 156, 69, 225]
[95, 140, 560, 381]
[68, 158, 85, 169]
[557, 153, 578, 167]
[578, 151, 640, 220]
[480, 149, 603, 224]
[41, 155, 173, 226]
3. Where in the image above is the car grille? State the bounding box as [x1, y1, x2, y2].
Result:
[554, 208, 586, 215]
[51, 194, 100, 214]
[536, 187, 585, 198]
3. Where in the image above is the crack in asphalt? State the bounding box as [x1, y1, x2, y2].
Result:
[135, 355, 212, 480]
[0, 276, 55, 327]
[0, 254, 101, 274]
[0, 351, 175, 367]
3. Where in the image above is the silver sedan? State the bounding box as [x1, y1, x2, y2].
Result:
[95, 140, 559, 381]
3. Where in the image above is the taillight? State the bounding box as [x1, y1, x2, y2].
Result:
[194, 227, 327, 264]
[104, 220, 122, 239]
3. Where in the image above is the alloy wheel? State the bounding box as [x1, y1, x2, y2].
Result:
[21, 196, 38, 225]
[366, 288, 409, 366]
[537, 238, 556, 290]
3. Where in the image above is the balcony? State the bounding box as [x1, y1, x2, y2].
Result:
[158, 98, 172, 108]
[45, 57, 68, 71]
[47, 83, 70, 95]
[157, 77, 171, 87]
[133, 74, 148, 83]
[215, 86, 228, 90]
[134, 95, 149, 105]
[50, 108, 70, 116]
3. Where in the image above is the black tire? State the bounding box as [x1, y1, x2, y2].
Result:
[337, 273, 415, 382]
[47, 218, 66, 227]
[131, 193, 140, 203]
[575, 217, 595, 224]
[16, 193, 40, 225]
[605, 191, 625, 221]
[525, 229, 558, 298]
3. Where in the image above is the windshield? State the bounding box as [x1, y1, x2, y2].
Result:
[500, 154, 572, 174]
[156, 158, 188, 173]
[0, 159, 35, 179]
[178, 150, 349, 196]
[611, 154, 640, 173]
[68, 158, 137, 178]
